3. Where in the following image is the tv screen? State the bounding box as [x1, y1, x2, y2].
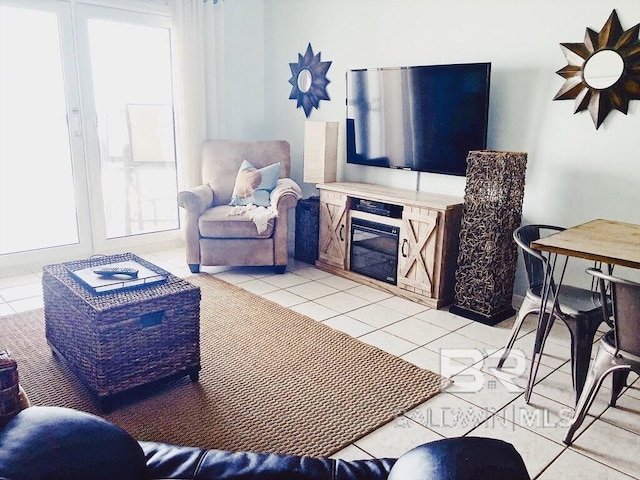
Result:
[346, 62, 491, 176]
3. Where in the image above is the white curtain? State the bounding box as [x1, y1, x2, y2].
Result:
[169, 0, 221, 190]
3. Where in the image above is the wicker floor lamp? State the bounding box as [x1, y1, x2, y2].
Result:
[449, 150, 528, 325]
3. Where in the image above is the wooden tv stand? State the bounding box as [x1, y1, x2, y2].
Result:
[316, 182, 463, 309]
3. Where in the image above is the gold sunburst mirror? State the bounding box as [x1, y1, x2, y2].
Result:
[554, 10, 640, 129]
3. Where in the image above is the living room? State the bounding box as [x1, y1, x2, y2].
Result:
[1, 0, 640, 479]
[225, 0, 640, 289]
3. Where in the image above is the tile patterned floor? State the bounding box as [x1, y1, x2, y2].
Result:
[1, 247, 639, 479]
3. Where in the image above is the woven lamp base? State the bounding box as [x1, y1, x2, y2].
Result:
[451, 150, 527, 326]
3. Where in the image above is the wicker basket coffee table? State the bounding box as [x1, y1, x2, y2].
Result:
[42, 253, 201, 412]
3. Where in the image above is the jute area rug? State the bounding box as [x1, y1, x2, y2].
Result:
[0, 274, 446, 457]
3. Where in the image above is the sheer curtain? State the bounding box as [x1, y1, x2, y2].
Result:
[169, 0, 221, 190]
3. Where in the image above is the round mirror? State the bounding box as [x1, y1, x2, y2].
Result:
[583, 49, 625, 89]
[297, 69, 312, 93]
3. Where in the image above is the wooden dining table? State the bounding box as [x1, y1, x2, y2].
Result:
[526, 218, 640, 403]
[531, 218, 640, 269]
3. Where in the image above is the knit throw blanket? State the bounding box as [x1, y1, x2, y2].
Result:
[227, 205, 277, 234]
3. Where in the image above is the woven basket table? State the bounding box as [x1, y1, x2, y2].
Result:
[42, 253, 201, 412]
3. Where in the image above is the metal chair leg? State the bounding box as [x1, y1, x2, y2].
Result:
[563, 351, 630, 445]
[497, 296, 538, 369]
[610, 370, 630, 407]
[525, 311, 555, 403]
[565, 315, 604, 403]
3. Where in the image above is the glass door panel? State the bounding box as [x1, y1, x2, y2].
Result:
[0, 5, 81, 255]
[86, 18, 179, 239]
[0, 1, 179, 274]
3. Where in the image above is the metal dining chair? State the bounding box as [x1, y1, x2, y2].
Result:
[563, 268, 640, 445]
[497, 225, 607, 404]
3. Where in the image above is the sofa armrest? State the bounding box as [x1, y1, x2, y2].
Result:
[387, 437, 530, 480]
[270, 178, 302, 213]
[0, 407, 147, 480]
[178, 184, 214, 216]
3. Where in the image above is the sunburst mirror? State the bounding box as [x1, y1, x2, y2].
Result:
[288, 43, 332, 118]
[554, 9, 640, 129]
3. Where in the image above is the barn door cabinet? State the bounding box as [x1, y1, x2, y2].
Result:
[316, 182, 463, 308]
[317, 190, 348, 268]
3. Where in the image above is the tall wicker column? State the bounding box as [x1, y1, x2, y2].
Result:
[449, 150, 528, 325]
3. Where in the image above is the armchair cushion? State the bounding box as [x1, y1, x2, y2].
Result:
[199, 205, 274, 238]
[230, 160, 281, 207]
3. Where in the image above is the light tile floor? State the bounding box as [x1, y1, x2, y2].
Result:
[1, 246, 639, 479]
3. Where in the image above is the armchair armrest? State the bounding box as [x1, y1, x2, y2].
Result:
[270, 178, 301, 268]
[270, 178, 302, 212]
[178, 184, 214, 216]
[177, 184, 214, 268]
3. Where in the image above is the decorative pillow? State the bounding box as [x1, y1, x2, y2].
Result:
[230, 160, 281, 207]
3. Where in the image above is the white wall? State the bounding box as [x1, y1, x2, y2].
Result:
[212, 0, 266, 139]
[216, 0, 640, 295]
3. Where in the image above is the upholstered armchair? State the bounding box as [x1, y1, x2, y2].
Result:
[178, 140, 301, 274]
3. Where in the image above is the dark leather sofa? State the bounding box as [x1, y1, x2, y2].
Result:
[0, 406, 530, 480]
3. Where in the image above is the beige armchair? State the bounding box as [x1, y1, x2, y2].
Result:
[178, 140, 301, 274]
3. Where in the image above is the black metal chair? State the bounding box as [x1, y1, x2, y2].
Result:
[563, 268, 640, 445]
[497, 225, 607, 404]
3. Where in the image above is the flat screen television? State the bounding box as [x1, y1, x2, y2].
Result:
[346, 62, 491, 176]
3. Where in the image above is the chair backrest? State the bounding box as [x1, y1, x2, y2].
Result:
[587, 268, 640, 356]
[513, 224, 565, 292]
[201, 140, 291, 207]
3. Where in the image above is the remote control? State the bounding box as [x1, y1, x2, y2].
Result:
[93, 267, 139, 278]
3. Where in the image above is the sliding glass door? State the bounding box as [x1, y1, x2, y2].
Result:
[0, 2, 89, 260]
[78, 8, 179, 242]
[0, 0, 179, 272]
